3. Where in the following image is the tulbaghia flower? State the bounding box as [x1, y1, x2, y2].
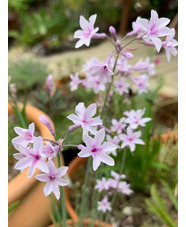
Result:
[78, 129, 116, 171]
[95, 177, 110, 192]
[14, 136, 48, 178]
[114, 77, 130, 95]
[69, 73, 82, 91]
[124, 108, 151, 129]
[90, 53, 114, 83]
[137, 10, 171, 52]
[162, 28, 178, 62]
[126, 18, 144, 37]
[108, 171, 126, 188]
[116, 56, 133, 76]
[43, 142, 59, 160]
[85, 75, 106, 94]
[97, 196, 112, 213]
[67, 102, 102, 135]
[131, 74, 150, 94]
[74, 14, 99, 48]
[119, 127, 145, 152]
[82, 57, 99, 77]
[106, 135, 120, 156]
[133, 57, 155, 76]
[35, 160, 69, 199]
[111, 118, 126, 134]
[118, 182, 133, 195]
[39, 115, 55, 137]
[12, 123, 36, 147]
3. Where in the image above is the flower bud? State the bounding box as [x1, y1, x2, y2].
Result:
[39, 115, 55, 137]
[109, 26, 117, 41]
[68, 125, 81, 133]
[46, 74, 53, 97]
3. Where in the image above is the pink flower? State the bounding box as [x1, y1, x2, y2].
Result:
[131, 74, 150, 94]
[35, 160, 69, 199]
[116, 56, 133, 76]
[162, 28, 178, 62]
[39, 115, 55, 138]
[69, 73, 82, 91]
[108, 171, 126, 188]
[124, 108, 151, 129]
[97, 196, 112, 213]
[85, 75, 106, 94]
[74, 14, 99, 48]
[12, 123, 36, 147]
[133, 57, 155, 76]
[43, 142, 59, 160]
[67, 102, 102, 135]
[90, 53, 114, 83]
[137, 10, 171, 52]
[118, 182, 133, 195]
[95, 177, 110, 192]
[106, 135, 120, 156]
[14, 136, 49, 178]
[111, 118, 126, 134]
[78, 129, 116, 171]
[114, 77, 130, 95]
[126, 18, 144, 37]
[82, 57, 99, 77]
[119, 127, 144, 152]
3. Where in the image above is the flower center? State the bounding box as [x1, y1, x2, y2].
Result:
[49, 175, 55, 180]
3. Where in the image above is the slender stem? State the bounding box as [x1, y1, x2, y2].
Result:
[104, 148, 127, 224]
[63, 144, 78, 147]
[43, 138, 58, 145]
[62, 130, 70, 145]
[121, 37, 137, 51]
[57, 153, 67, 227]
[106, 35, 116, 48]
[100, 52, 120, 119]
[78, 157, 92, 227]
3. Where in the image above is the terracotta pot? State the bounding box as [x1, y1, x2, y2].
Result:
[154, 93, 178, 144]
[47, 218, 114, 227]
[8, 102, 65, 227]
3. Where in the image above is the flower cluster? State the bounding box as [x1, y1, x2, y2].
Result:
[12, 117, 69, 200]
[95, 171, 133, 213]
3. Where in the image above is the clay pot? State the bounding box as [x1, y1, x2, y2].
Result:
[8, 102, 65, 227]
[47, 218, 114, 227]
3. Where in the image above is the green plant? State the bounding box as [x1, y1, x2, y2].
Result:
[31, 88, 67, 118]
[8, 59, 49, 92]
[9, 1, 79, 47]
[110, 79, 167, 193]
[144, 182, 178, 227]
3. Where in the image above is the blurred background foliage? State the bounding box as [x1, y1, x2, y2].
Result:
[8, 0, 177, 48]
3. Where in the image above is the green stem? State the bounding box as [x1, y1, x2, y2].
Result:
[100, 53, 120, 119]
[57, 153, 67, 227]
[104, 148, 127, 224]
[78, 157, 92, 227]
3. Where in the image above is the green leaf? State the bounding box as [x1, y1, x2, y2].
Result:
[161, 180, 178, 211]
[8, 201, 20, 217]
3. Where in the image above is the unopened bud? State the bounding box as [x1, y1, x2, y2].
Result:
[109, 26, 117, 41]
[46, 74, 53, 97]
[39, 115, 55, 137]
[68, 125, 81, 133]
